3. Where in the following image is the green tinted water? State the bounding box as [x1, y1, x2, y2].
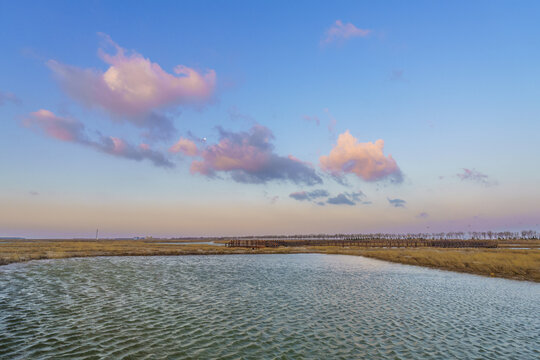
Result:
[1, 254, 538, 359]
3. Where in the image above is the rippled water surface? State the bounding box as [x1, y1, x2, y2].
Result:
[1, 254, 539, 359]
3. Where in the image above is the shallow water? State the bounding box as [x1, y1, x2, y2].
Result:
[0, 254, 538, 359]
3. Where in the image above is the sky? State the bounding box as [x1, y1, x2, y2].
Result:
[1, 0, 539, 238]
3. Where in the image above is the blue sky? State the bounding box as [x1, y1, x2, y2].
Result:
[1, 0, 539, 237]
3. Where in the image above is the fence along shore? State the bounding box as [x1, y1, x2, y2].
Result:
[226, 238, 499, 249]
[224, 230, 539, 248]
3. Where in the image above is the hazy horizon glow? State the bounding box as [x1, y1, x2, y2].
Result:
[1, 0, 539, 238]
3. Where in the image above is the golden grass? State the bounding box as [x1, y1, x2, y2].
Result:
[314, 247, 540, 282]
[496, 239, 540, 248]
[1, 240, 539, 282]
[0, 239, 303, 265]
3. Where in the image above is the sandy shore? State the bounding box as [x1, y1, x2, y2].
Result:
[1, 239, 539, 282]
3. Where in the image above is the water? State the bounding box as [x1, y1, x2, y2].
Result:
[0, 254, 538, 359]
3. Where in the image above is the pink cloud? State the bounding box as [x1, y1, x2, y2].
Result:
[24, 109, 87, 142]
[321, 20, 371, 45]
[97, 135, 172, 167]
[47, 34, 216, 117]
[24, 109, 173, 168]
[324, 108, 337, 135]
[457, 168, 497, 187]
[302, 115, 320, 126]
[190, 125, 272, 175]
[319, 130, 402, 182]
[0, 90, 21, 106]
[169, 137, 198, 156]
[190, 125, 322, 185]
[110, 137, 127, 154]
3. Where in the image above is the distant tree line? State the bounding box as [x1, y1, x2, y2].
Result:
[214, 230, 539, 241]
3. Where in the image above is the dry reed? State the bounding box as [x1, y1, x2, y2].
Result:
[1, 239, 538, 282]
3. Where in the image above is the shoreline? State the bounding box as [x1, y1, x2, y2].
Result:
[1, 240, 539, 282]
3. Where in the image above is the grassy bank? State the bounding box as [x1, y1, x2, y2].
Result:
[0, 239, 301, 265]
[1, 239, 539, 282]
[314, 247, 540, 282]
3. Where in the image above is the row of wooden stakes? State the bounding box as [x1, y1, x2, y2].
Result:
[225, 239, 498, 249]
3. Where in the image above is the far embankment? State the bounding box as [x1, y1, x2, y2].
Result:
[0, 238, 539, 282]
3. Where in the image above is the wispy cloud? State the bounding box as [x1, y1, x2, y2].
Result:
[0, 91, 21, 106]
[137, 112, 177, 141]
[327, 193, 355, 206]
[47, 34, 216, 139]
[289, 192, 309, 201]
[24, 109, 87, 142]
[190, 125, 322, 185]
[169, 137, 198, 156]
[320, 130, 402, 182]
[228, 106, 254, 123]
[289, 189, 329, 201]
[326, 191, 367, 206]
[321, 20, 371, 45]
[457, 168, 497, 187]
[388, 198, 406, 208]
[98, 137, 173, 167]
[290, 189, 368, 206]
[390, 69, 405, 82]
[416, 212, 429, 218]
[24, 109, 173, 168]
[323, 108, 337, 136]
[263, 191, 279, 204]
[347, 191, 366, 202]
[302, 115, 320, 126]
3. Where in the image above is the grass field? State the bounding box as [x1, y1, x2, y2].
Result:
[1, 239, 539, 282]
[315, 247, 540, 282]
